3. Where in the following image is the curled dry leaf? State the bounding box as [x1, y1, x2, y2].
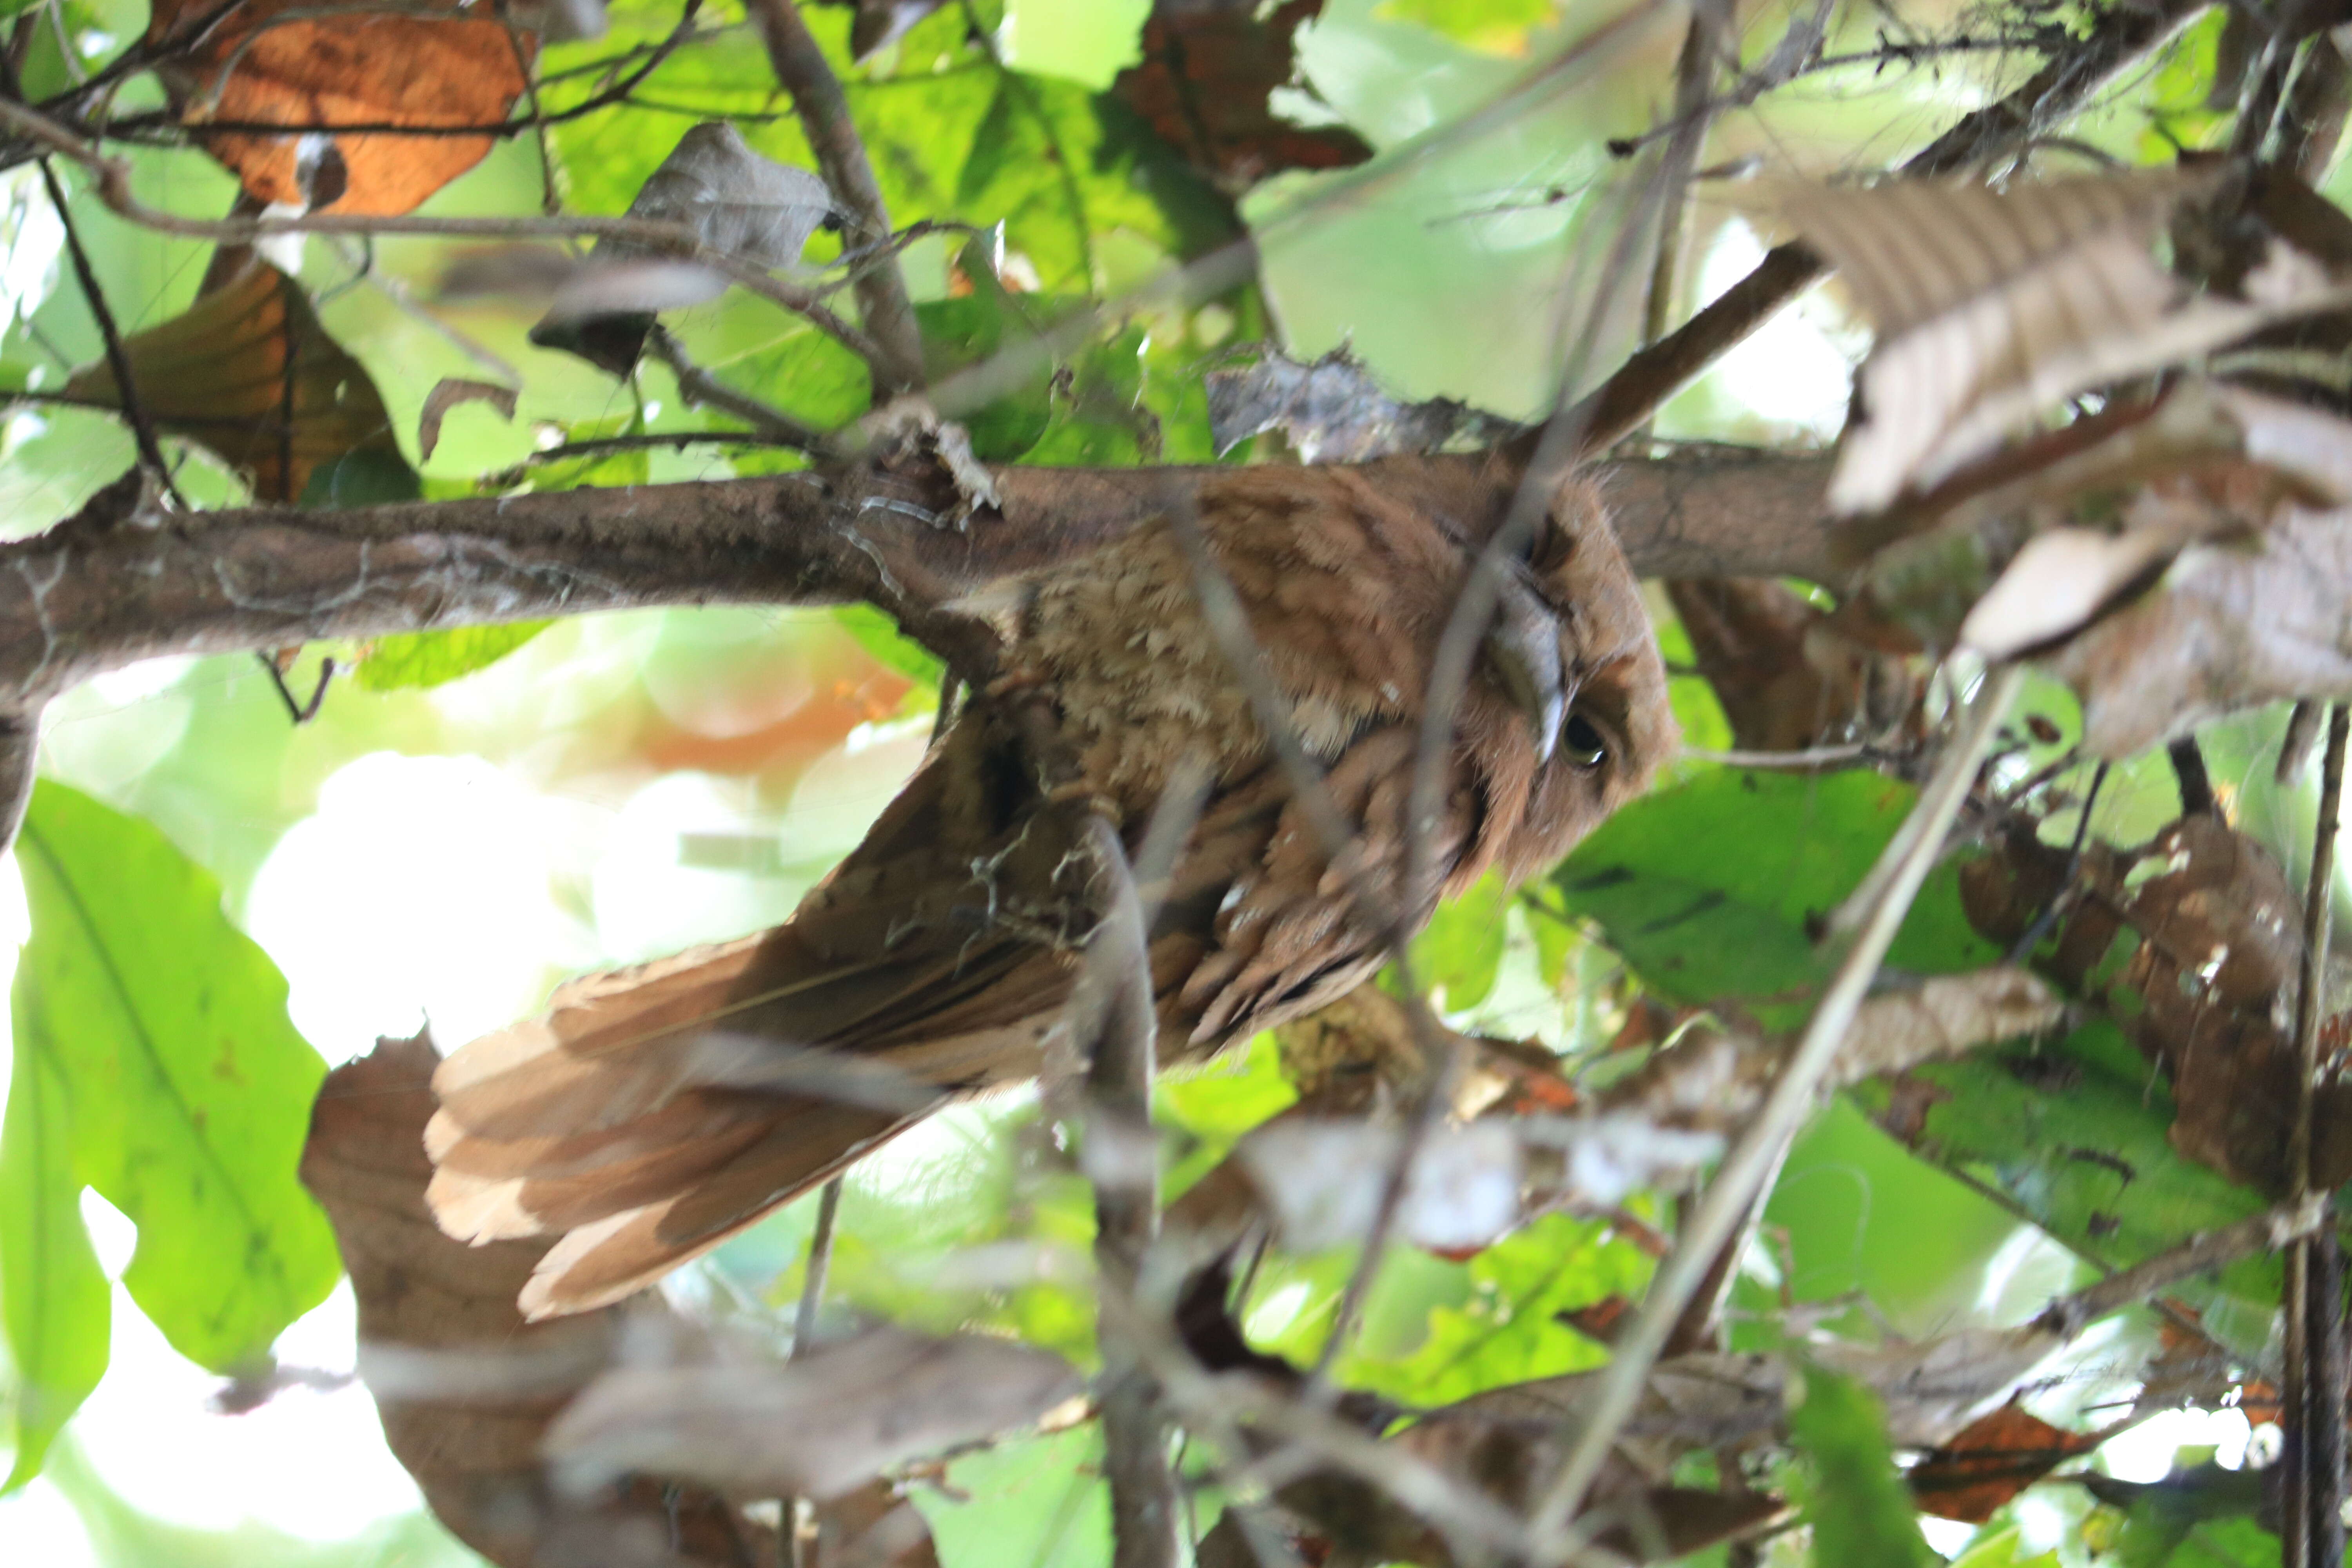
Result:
[417, 378, 518, 464]
[1774, 170, 2300, 512]
[530, 122, 837, 374]
[1958, 521, 2201, 661]
[299, 1035, 792, 1568]
[1963, 813, 2352, 1191]
[1112, 0, 1372, 192]
[1910, 1402, 2101, 1523]
[2050, 504, 2352, 755]
[1206, 348, 1519, 462]
[64, 259, 414, 505]
[148, 0, 530, 216]
[544, 1323, 1085, 1502]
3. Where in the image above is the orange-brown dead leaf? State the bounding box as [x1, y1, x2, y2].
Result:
[302, 1035, 937, 1568]
[1112, 0, 1370, 193]
[149, 0, 529, 215]
[65, 259, 411, 503]
[1910, 1403, 2099, 1522]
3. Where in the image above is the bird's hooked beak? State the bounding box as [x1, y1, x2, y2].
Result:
[1482, 574, 1567, 762]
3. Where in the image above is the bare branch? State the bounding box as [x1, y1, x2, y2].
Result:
[1563, 0, 2213, 450]
[0, 449, 1833, 714]
[746, 0, 925, 396]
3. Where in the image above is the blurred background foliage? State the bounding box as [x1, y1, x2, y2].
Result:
[0, 0, 2334, 1564]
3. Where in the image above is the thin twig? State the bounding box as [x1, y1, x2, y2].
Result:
[789, 1177, 842, 1358]
[2038, 1194, 2329, 1338]
[1528, 663, 2024, 1550]
[34, 158, 175, 492]
[646, 326, 828, 450]
[745, 0, 924, 396]
[2283, 703, 2348, 1568]
[0, 95, 888, 369]
[1072, 808, 1181, 1568]
[1678, 742, 1876, 770]
[1557, 0, 2211, 452]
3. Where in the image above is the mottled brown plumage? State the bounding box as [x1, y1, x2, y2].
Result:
[425, 466, 1674, 1318]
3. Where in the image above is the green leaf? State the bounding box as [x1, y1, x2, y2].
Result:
[1854, 1019, 2278, 1357]
[1552, 769, 1997, 1028]
[1356, 1212, 1650, 1405]
[355, 621, 554, 692]
[1788, 1363, 1938, 1568]
[12, 781, 339, 1374]
[1412, 870, 1509, 1012]
[833, 604, 946, 686]
[0, 1019, 109, 1490]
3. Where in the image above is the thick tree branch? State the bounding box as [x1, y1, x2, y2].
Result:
[0, 448, 1838, 713]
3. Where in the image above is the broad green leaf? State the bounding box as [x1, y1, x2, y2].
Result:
[1553, 769, 1996, 1027]
[545, 4, 1228, 306]
[833, 604, 946, 686]
[1356, 1212, 1650, 1405]
[1788, 1363, 1938, 1568]
[0, 1022, 109, 1489]
[1852, 1020, 2277, 1357]
[1412, 869, 1509, 1013]
[13, 781, 339, 1373]
[2092, 1466, 2271, 1568]
[998, 0, 1149, 89]
[355, 621, 554, 692]
[1376, 0, 1561, 53]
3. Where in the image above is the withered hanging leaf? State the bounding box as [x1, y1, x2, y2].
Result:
[1779, 171, 2288, 513]
[1112, 0, 1372, 192]
[417, 377, 517, 463]
[531, 122, 839, 375]
[1207, 348, 1519, 461]
[1961, 813, 2352, 1192]
[301, 1036, 792, 1568]
[148, 0, 530, 216]
[2048, 504, 2352, 756]
[1958, 514, 2206, 661]
[64, 260, 416, 505]
[1909, 1402, 2099, 1522]
[544, 1324, 1085, 1502]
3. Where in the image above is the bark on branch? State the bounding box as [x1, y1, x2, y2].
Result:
[0, 446, 1834, 713]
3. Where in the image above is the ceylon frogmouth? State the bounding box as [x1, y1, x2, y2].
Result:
[426, 463, 1674, 1318]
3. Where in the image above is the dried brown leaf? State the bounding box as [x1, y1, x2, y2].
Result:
[543, 1324, 1085, 1501]
[1112, 0, 1372, 192]
[418, 377, 517, 463]
[2049, 505, 2352, 756]
[64, 260, 411, 503]
[149, 0, 530, 215]
[301, 1035, 786, 1568]
[529, 122, 835, 372]
[1206, 348, 1519, 463]
[1962, 814, 2352, 1192]
[1909, 1402, 2098, 1522]
[1773, 171, 2311, 512]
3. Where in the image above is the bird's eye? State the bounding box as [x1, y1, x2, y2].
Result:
[1562, 713, 1607, 770]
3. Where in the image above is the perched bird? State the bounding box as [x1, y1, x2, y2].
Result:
[425, 463, 1674, 1318]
